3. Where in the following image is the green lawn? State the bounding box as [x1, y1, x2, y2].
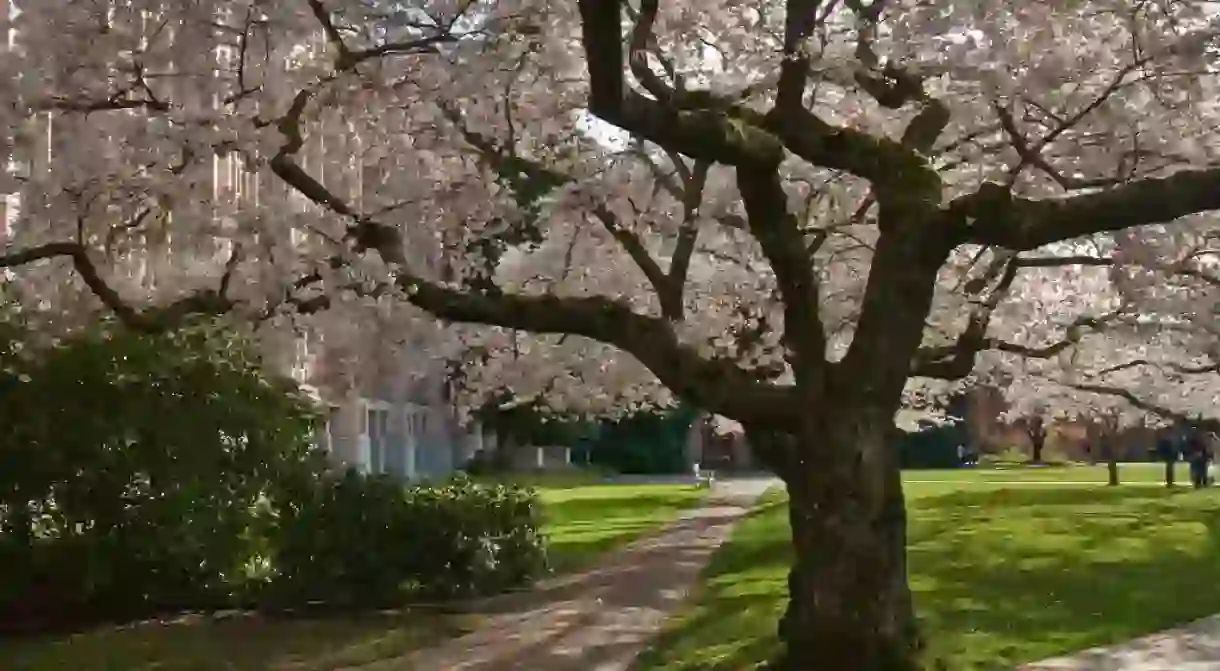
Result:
[8, 481, 704, 671]
[637, 467, 1220, 670]
[540, 482, 708, 572]
[906, 461, 1189, 484]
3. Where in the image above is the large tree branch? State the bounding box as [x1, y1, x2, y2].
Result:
[737, 168, 827, 385]
[838, 221, 953, 407]
[764, 107, 943, 206]
[1096, 358, 1220, 377]
[911, 254, 1123, 379]
[775, 0, 830, 113]
[577, 0, 784, 167]
[773, 0, 949, 203]
[666, 159, 710, 317]
[402, 277, 798, 427]
[579, 0, 947, 233]
[438, 104, 700, 320]
[265, 137, 798, 427]
[267, 14, 466, 254]
[589, 205, 680, 314]
[947, 167, 1220, 250]
[0, 240, 240, 333]
[627, 0, 677, 103]
[843, 0, 951, 154]
[306, 0, 355, 65]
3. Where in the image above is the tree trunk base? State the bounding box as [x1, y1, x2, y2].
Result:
[766, 633, 924, 671]
[770, 432, 922, 671]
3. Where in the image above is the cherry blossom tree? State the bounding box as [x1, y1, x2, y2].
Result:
[6, 0, 1220, 668]
[985, 234, 1220, 452]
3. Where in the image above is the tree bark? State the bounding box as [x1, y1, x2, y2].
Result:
[755, 418, 922, 671]
[1025, 418, 1047, 464]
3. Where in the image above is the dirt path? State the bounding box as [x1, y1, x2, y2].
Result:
[391, 478, 774, 671]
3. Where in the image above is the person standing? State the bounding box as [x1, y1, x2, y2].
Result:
[1204, 436, 1215, 487]
[1157, 434, 1178, 487]
[1186, 429, 1210, 489]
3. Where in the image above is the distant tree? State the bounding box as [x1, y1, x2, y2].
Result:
[1021, 413, 1050, 464]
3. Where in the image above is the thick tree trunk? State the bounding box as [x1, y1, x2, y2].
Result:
[1026, 420, 1047, 464]
[756, 420, 922, 671]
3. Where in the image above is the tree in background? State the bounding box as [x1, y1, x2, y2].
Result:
[6, 1, 1220, 667]
[1021, 411, 1050, 464]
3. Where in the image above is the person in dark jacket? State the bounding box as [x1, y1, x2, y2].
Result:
[1186, 430, 1212, 489]
[1157, 435, 1179, 487]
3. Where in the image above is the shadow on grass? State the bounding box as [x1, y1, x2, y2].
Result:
[546, 518, 677, 573]
[913, 484, 1188, 511]
[636, 485, 1220, 671]
[7, 609, 476, 671]
[542, 486, 707, 574]
[911, 486, 1220, 669]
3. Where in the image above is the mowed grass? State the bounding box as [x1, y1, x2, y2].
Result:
[540, 482, 708, 572]
[8, 481, 705, 671]
[906, 461, 1190, 484]
[637, 466, 1220, 670]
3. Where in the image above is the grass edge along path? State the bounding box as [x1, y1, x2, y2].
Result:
[635, 471, 1220, 670]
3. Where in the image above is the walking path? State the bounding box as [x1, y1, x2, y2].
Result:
[396, 478, 775, 671]
[1020, 614, 1220, 670]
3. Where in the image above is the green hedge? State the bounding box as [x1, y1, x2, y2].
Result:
[896, 421, 967, 470]
[267, 472, 546, 606]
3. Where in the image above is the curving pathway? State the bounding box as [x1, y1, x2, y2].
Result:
[1020, 615, 1220, 670]
[391, 477, 774, 671]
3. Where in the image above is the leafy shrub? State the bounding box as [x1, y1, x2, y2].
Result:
[0, 317, 548, 633]
[268, 472, 547, 607]
[0, 321, 324, 632]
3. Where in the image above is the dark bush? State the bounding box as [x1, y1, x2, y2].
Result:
[0, 320, 324, 633]
[462, 447, 506, 476]
[268, 472, 546, 607]
[895, 419, 967, 470]
[0, 317, 548, 634]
